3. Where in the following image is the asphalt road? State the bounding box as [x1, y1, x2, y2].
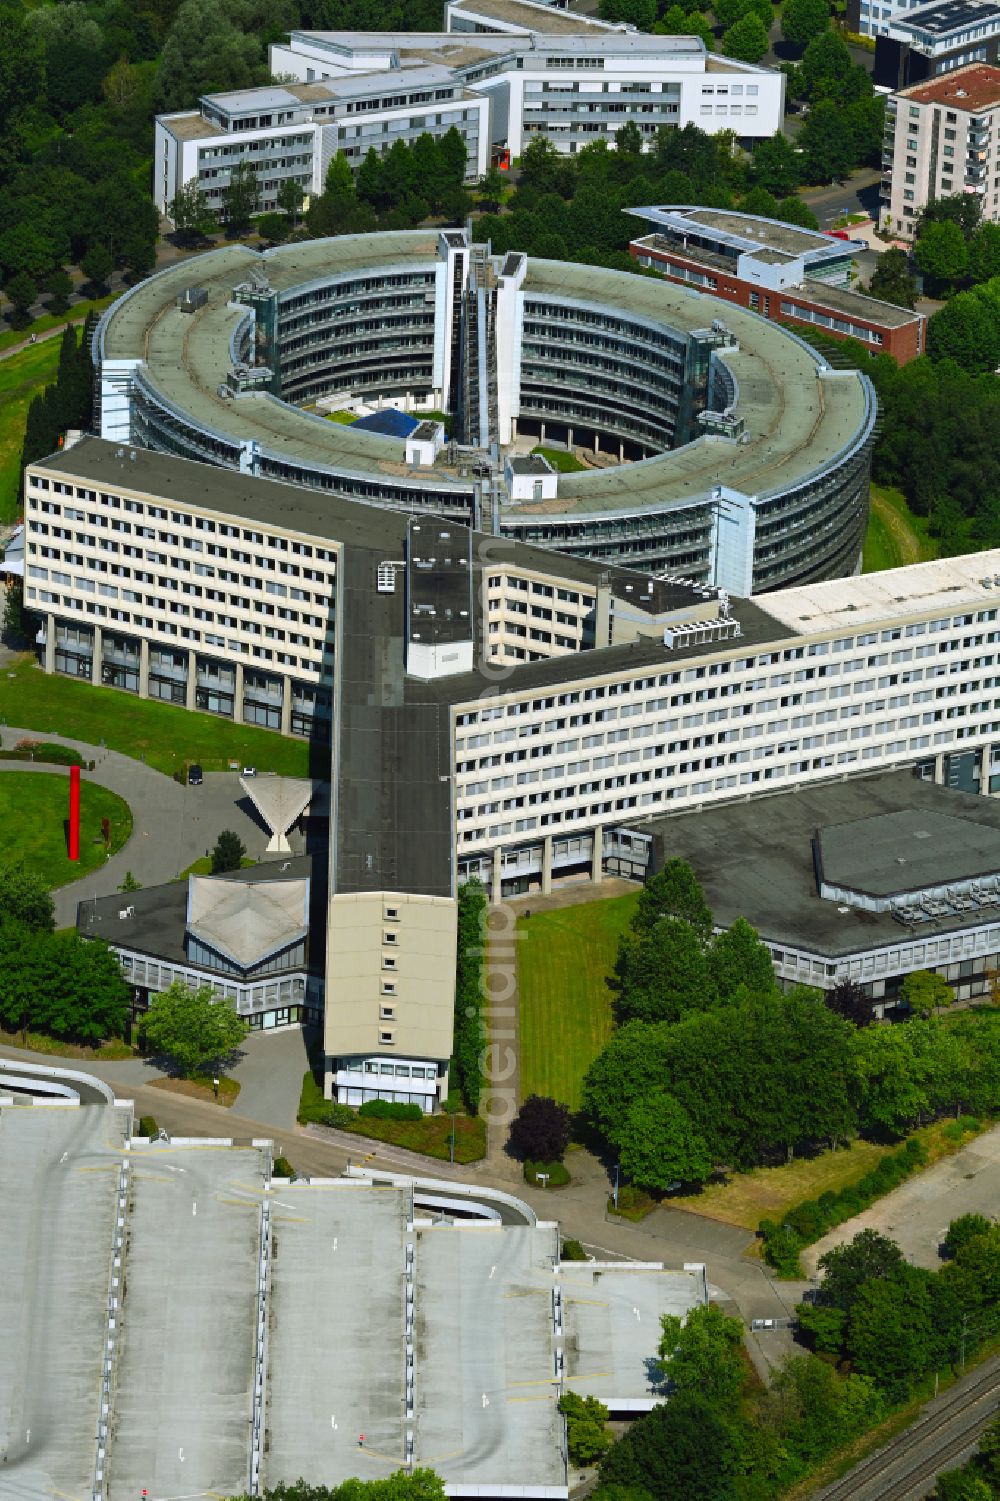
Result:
[813, 1355, 1000, 1501]
[801, 171, 882, 230]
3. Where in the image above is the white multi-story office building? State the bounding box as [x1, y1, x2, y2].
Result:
[27, 438, 1000, 1101]
[882, 62, 1000, 234]
[155, 2, 785, 216]
[155, 68, 490, 216]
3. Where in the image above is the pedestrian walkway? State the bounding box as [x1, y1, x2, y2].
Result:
[0, 725, 277, 925]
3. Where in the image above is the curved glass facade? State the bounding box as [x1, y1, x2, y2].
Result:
[95, 233, 877, 594]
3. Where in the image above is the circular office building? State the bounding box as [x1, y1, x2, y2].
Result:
[93, 228, 877, 594]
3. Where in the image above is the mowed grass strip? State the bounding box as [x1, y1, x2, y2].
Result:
[669, 1117, 974, 1232]
[0, 338, 61, 524]
[0, 656, 311, 777]
[0, 769, 132, 886]
[516, 891, 639, 1110]
[862, 484, 938, 574]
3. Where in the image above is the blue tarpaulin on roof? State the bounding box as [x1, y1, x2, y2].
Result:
[352, 408, 420, 438]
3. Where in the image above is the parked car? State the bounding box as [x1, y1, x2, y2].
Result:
[242, 765, 256, 777]
[188, 763, 203, 786]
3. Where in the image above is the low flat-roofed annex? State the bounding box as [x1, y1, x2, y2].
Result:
[637, 770, 1000, 958]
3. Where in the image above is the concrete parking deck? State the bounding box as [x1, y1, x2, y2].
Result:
[265, 1183, 408, 1486]
[106, 1141, 265, 1501]
[0, 1105, 127, 1501]
[561, 1263, 701, 1407]
[417, 1223, 565, 1488]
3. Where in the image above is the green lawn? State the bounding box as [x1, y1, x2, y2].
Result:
[174, 854, 257, 881]
[0, 339, 61, 523]
[530, 444, 586, 474]
[862, 484, 938, 574]
[0, 770, 132, 886]
[297, 1068, 486, 1162]
[0, 293, 119, 358]
[325, 409, 357, 423]
[516, 892, 639, 1110]
[0, 655, 311, 778]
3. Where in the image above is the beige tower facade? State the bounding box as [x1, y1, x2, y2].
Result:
[323, 891, 458, 1108]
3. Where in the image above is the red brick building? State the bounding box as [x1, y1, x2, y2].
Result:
[628, 207, 925, 365]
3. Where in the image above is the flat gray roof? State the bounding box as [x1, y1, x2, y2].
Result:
[561, 1263, 699, 1406]
[106, 1141, 265, 1501]
[417, 1223, 564, 1486]
[629, 205, 851, 261]
[818, 808, 1000, 898]
[639, 771, 1000, 958]
[265, 1184, 408, 1486]
[449, 0, 622, 31]
[793, 279, 920, 330]
[94, 235, 873, 521]
[0, 1104, 128, 1501]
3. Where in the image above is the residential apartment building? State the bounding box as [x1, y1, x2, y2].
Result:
[628, 205, 926, 364]
[31, 439, 1000, 1101]
[872, 0, 1000, 86]
[155, 68, 490, 216]
[882, 63, 1000, 235]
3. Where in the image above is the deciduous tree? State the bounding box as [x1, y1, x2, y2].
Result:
[632, 858, 712, 940]
[140, 978, 247, 1077]
[221, 161, 260, 234]
[901, 968, 955, 1018]
[0, 863, 54, 931]
[613, 916, 712, 1024]
[559, 1392, 612, 1465]
[508, 1094, 572, 1162]
[782, 0, 829, 47]
[867, 246, 917, 309]
[169, 179, 219, 243]
[914, 219, 969, 294]
[721, 11, 770, 62]
[613, 1089, 712, 1190]
[706, 918, 774, 1001]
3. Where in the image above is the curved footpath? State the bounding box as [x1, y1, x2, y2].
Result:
[0, 726, 274, 926]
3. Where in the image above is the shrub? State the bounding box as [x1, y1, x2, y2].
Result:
[562, 1238, 588, 1261]
[138, 1115, 158, 1138]
[1, 741, 84, 766]
[358, 1099, 423, 1121]
[453, 880, 487, 1111]
[559, 1391, 612, 1466]
[272, 1155, 295, 1178]
[524, 1159, 571, 1187]
[320, 1102, 355, 1128]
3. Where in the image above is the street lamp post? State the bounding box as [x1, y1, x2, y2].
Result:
[613, 1163, 620, 1211]
[449, 1114, 456, 1164]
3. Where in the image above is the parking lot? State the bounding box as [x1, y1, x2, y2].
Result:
[803, 1124, 1000, 1275]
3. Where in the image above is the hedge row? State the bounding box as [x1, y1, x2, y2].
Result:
[760, 1136, 932, 1276]
[452, 879, 488, 1112]
[0, 743, 87, 767]
[358, 1099, 422, 1121]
